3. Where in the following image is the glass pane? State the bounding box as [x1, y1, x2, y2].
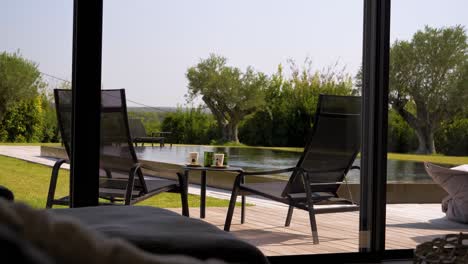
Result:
[0, 1, 73, 206]
[103, 0, 365, 256]
[386, 0, 468, 256]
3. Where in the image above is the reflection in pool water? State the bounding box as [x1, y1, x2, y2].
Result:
[135, 146, 437, 183]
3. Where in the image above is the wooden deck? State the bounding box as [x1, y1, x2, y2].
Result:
[170, 204, 468, 256]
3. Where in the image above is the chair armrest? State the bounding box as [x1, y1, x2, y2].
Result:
[46, 158, 69, 208]
[52, 159, 69, 176]
[243, 167, 296, 176]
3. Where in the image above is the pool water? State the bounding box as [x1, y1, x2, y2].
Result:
[135, 146, 437, 183]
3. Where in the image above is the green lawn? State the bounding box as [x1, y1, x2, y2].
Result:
[0, 155, 240, 209]
[0, 142, 61, 147]
[386, 153, 468, 165]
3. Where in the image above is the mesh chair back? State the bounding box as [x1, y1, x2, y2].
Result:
[100, 90, 139, 173]
[282, 94, 361, 196]
[128, 118, 148, 138]
[54, 89, 142, 183]
[54, 89, 73, 158]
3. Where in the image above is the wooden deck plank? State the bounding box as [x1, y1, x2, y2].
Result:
[169, 204, 468, 256]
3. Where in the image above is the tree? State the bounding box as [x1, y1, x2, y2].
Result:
[186, 54, 268, 143]
[389, 25, 468, 154]
[0, 51, 41, 121]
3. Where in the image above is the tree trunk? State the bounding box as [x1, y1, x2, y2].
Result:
[229, 122, 239, 143]
[221, 123, 229, 142]
[414, 127, 436, 154]
[393, 104, 437, 154]
[221, 121, 239, 143]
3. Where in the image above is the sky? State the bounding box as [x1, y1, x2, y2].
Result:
[1, 0, 467, 107]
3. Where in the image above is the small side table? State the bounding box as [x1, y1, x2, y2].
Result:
[183, 165, 244, 219]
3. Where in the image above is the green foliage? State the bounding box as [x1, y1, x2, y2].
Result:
[186, 54, 268, 142]
[240, 59, 354, 147]
[39, 94, 60, 142]
[161, 107, 219, 144]
[0, 91, 59, 143]
[0, 51, 60, 143]
[435, 118, 468, 156]
[128, 111, 161, 134]
[0, 51, 42, 121]
[387, 109, 418, 153]
[0, 97, 43, 142]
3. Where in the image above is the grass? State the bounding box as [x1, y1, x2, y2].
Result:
[386, 153, 468, 165]
[0, 142, 61, 147]
[0, 155, 243, 209]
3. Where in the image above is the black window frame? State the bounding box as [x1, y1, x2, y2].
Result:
[70, 0, 414, 261]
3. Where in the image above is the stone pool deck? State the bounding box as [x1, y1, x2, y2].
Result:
[1, 145, 467, 255]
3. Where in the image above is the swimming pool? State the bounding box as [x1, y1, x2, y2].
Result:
[135, 145, 436, 183]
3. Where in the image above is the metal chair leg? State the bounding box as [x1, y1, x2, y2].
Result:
[241, 195, 245, 224]
[302, 171, 319, 244]
[125, 165, 139, 205]
[240, 172, 245, 224]
[308, 203, 319, 244]
[224, 175, 242, 231]
[285, 204, 294, 227]
[177, 172, 189, 217]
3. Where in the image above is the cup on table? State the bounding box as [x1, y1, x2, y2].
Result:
[222, 152, 228, 166]
[203, 151, 214, 167]
[188, 152, 199, 165]
[214, 153, 224, 167]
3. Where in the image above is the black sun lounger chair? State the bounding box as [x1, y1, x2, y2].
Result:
[129, 118, 169, 147]
[46, 89, 188, 216]
[224, 94, 361, 244]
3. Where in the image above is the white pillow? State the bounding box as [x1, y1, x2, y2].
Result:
[424, 162, 468, 223]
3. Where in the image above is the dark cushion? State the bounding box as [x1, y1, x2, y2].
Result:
[51, 206, 268, 264]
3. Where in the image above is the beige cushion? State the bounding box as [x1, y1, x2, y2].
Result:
[424, 162, 468, 223]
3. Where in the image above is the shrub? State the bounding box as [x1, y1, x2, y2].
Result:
[127, 111, 161, 134]
[387, 109, 418, 153]
[161, 107, 218, 144]
[435, 118, 468, 156]
[0, 97, 43, 142]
